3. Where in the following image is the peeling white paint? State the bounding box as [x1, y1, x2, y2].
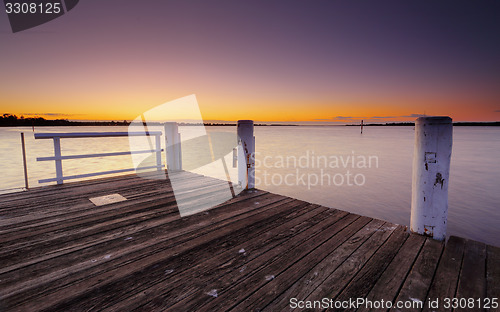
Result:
[411, 116, 452, 241]
[239, 248, 245, 254]
[265, 275, 275, 281]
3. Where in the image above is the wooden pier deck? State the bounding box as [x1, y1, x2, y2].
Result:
[0, 171, 498, 311]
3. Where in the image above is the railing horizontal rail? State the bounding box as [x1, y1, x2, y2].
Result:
[36, 149, 163, 161]
[34, 131, 162, 139]
[35, 131, 164, 184]
[38, 165, 164, 183]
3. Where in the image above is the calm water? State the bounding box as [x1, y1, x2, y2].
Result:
[0, 126, 499, 246]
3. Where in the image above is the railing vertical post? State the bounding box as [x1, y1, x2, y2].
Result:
[20, 133, 29, 189]
[53, 137, 63, 185]
[155, 134, 162, 172]
[164, 122, 182, 171]
[237, 120, 255, 189]
[410, 116, 453, 241]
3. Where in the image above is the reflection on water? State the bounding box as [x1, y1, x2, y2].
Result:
[0, 126, 499, 246]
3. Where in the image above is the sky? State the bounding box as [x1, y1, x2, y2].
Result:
[0, 0, 499, 123]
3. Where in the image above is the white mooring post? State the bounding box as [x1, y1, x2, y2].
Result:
[164, 122, 182, 172]
[410, 116, 453, 241]
[237, 120, 255, 189]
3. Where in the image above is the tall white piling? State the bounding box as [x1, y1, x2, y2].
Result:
[410, 116, 453, 240]
[237, 120, 255, 189]
[164, 122, 182, 171]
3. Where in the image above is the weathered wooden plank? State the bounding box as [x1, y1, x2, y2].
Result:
[0, 188, 269, 277]
[454, 239, 487, 312]
[487, 245, 500, 312]
[357, 233, 426, 312]
[233, 217, 380, 312]
[0, 173, 496, 312]
[0, 182, 238, 264]
[100, 205, 333, 311]
[163, 211, 355, 312]
[0, 191, 285, 301]
[306, 224, 406, 311]
[0, 173, 213, 231]
[264, 219, 387, 311]
[422, 235, 466, 312]
[0, 173, 221, 227]
[39, 201, 321, 312]
[189, 214, 365, 312]
[3, 196, 305, 310]
[0, 171, 172, 208]
[0, 175, 241, 238]
[389, 237, 443, 312]
[304, 225, 404, 301]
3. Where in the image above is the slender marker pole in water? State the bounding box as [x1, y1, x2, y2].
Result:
[410, 116, 452, 240]
[237, 120, 255, 189]
[360, 120, 363, 134]
[21, 133, 29, 189]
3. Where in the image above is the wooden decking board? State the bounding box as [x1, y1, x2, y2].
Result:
[2, 192, 289, 309]
[455, 239, 487, 312]
[388, 238, 443, 312]
[0, 182, 237, 259]
[0, 190, 273, 280]
[134, 206, 338, 310]
[0, 173, 497, 311]
[185, 214, 362, 312]
[335, 225, 409, 300]
[0, 171, 169, 207]
[487, 245, 500, 312]
[231, 216, 376, 312]
[45, 200, 319, 312]
[263, 219, 387, 312]
[422, 236, 466, 312]
[312, 224, 400, 302]
[4, 195, 303, 311]
[164, 211, 354, 312]
[0, 171, 211, 217]
[0, 172, 222, 228]
[356, 233, 426, 312]
[104, 204, 331, 312]
[0, 177, 256, 238]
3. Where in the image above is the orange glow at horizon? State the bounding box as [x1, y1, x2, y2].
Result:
[3, 92, 498, 123]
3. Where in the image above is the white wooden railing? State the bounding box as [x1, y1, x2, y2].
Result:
[35, 132, 164, 184]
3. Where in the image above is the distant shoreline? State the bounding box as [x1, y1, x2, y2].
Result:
[346, 122, 500, 127]
[0, 114, 296, 127]
[1, 114, 498, 127]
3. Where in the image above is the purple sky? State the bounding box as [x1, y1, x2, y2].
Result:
[1, 1, 499, 122]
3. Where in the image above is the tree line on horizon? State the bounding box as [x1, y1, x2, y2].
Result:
[0, 114, 130, 127]
[0, 114, 276, 127]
